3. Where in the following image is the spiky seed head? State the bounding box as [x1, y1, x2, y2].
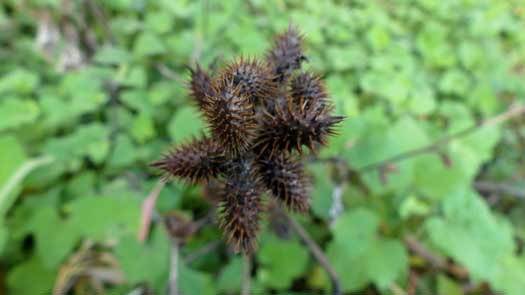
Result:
[290, 72, 327, 109]
[221, 58, 278, 106]
[202, 77, 257, 156]
[163, 212, 196, 241]
[254, 96, 344, 156]
[187, 64, 215, 110]
[258, 155, 310, 212]
[266, 25, 307, 82]
[150, 136, 225, 183]
[153, 25, 343, 255]
[218, 174, 263, 253]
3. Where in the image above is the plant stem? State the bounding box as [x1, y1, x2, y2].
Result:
[242, 252, 251, 295]
[358, 103, 525, 172]
[282, 208, 342, 295]
[168, 238, 179, 295]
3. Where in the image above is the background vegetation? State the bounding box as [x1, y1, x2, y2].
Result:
[1, 0, 524, 294]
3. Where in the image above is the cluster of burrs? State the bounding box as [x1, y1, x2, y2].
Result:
[152, 26, 343, 253]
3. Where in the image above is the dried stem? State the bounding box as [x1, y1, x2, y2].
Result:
[168, 238, 180, 295]
[474, 181, 525, 199]
[358, 103, 525, 172]
[138, 178, 167, 242]
[403, 235, 468, 279]
[281, 207, 342, 295]
[242, 252, 251, 295]
[156, 63, 186, 85]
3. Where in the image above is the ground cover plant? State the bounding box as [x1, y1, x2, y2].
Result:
[0, 0, 524, 294]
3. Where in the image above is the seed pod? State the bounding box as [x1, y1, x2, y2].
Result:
[150, 136, 225, 183]
[221, 58, 278, 106]
[218, 174, 263, 253]
[202, 77, 257, 155]
[266, 25, 307, 82]
[255, 96, 344, 156]
[152, 25, 343, 255]
[290, 72, 327, 109]
[258, 155, 310, 212]
[188, 64, 215, 110]
[163, 212, 196, 242]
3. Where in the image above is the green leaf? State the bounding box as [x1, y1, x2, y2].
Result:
[365, 239, 408, 289]
[327, 209, 408, 292]
[0, 69, 39, 95]
[7, 257, 55, 295]
[131, 112, 156, 143]
[120, 66, 148, 88]
[408, 85, 436, 115]
[217, 257, 243, 293]
[437, 275, 464, 295]
[399, 195, 430, 219]
[0, 223, 6, 252]
[67, 195, 141, 240]
[327, 46, 367, 71]
[308, 163, 333, 220]
[257, 235, 309, 290]
[331, 209, 379, 256]
[0, 136, 27, 217]
[43, 123, 110, 168]
[179, 262, 215, 295]
[149, 81, 181, 106]
[134, 32, 167, 57]
[115, 228, 169, 292]
[367, 25, 391, 51]
[29, 206, 78, 267]
[426, 189, 525, 295]
[108, 134, 138, 168]
[439, 69, 471, 96]
[93, 46, 131, 64]
[168, 106, 206, 142]
[145, 11, 174, 34]
[0, 98, 39, 131]
[40, 90, 105, 130]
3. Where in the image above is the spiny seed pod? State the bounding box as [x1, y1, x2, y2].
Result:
[151, 136, 225, 183]
[202, 77, 257, 155]
[218, 175, 263, 253]
[258, 155, 310, 212]
[290, 72, 327, 109]
[266, 25, 307, 82]
[221, 58, 278, 106]
[163, 212, 196, 242]
[255, 96, 344, 156]
[152, 25, 343, 253]
[188, 64, 215, 110]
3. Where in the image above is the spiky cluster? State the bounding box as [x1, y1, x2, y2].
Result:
[152, 25, 343, 253]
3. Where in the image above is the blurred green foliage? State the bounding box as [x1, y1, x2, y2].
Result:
[1, 0, 525, 294]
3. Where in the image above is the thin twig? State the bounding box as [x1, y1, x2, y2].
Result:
[474, 181, 525, 199]
[242, 252, 251, 295]
[403, 235, 468, 279]
[281, 207, 342, 295]
[168, 238, 180, 295]
[156, 63, 186, 85]
[358, 104, 525, 172]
